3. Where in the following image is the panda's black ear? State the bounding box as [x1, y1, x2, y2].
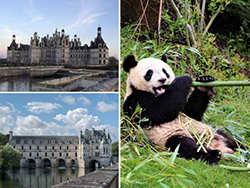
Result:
[161, 54, 167, 63]
[123, 54, 138, 72]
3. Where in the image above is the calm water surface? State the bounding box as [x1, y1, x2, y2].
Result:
[0, 76, 98, 91]
[0, 168, 94, 188]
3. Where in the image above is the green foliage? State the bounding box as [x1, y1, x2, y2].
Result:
[0, 144, 22, 174]
[112, 142, 119, 156]
[0, 133, 9, 145]
[121, 18, 249, 187]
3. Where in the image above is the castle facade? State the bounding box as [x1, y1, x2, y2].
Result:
[7, 27, 109, 66]
[8, 128, 112, 168]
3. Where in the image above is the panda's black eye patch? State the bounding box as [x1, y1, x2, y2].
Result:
[144, 69, 153, 81]
[162, 68, 170, 78]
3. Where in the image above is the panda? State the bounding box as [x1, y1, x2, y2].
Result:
[123, 54, 241, 164]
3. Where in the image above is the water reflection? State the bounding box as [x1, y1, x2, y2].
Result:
[0, 168, 94, 188]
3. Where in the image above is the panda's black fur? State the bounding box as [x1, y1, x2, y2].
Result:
[123, 54, 241, 164]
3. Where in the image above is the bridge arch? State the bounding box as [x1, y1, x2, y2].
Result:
[71, 159, 76, 168]
[42, 158, 52, 168]
[89, 159, 100, 169]
[26, 158, 36, 168]
[57, 158, 66, 168]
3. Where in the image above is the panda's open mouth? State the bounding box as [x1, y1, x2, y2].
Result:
[153, 85, 168, 96]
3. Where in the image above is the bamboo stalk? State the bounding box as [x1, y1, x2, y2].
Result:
[192, 81, 250, 87]
[219, 164, 250, 172]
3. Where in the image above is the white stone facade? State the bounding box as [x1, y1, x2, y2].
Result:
[7, 27, 109, 66]
[8, 128, 112, 169]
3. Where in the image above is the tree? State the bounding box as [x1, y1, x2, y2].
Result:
[112, 142, 119, 156]
[0, 144, 22, 174]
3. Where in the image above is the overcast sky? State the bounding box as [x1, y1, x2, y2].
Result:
[0, 93, 118, 142]
[0, 0, 119, 58]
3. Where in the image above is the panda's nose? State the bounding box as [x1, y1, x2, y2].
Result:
[158, 78, 166, 84]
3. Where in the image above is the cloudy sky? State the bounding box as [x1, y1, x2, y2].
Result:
[0, 0, 119, 58]
[0, 93, 119, 142]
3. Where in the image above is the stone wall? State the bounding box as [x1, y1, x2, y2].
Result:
[0, 66, 63, 77]
[51, 164, 118, 188]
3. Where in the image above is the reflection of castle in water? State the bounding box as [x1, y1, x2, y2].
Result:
[8, 128, 112, 169]
[5, 168, 92, 188]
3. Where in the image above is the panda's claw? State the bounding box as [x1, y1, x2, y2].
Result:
[196, 75, 215, 83]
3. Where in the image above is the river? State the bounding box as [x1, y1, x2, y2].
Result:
[0, 76, 98, 91]
[0, 168, 94, 188]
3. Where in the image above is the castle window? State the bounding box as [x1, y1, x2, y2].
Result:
[13, 146, 15, 149]
[51, 140, 55, 144]
[99, 54, 101, 58]
[63, 49, 65, 52]
[30, 153, 32, 157]
[29, 140, 32, 144]
[75, 152, 77, 157]
[45, 152, 47, 157]
[21, 140, 24, 144]
[37, 146, 39, 150]
[52, 146, 55, 150]
[103, 60, 106, 64]
[99, 60, 101, 64]
[36, 140, 40, 144]
[66, 153, 68, 157]
[104, 54, 106, 58]
[67, 146, 69, 150]
[30, 146, 31, 150]
[59, 146, 62, 150]
[12, 140, 16, 144]
[52, 153, 54, 157]
[74, 140, 78, 144]
[22, 146, 24, 150]
[37, 153, 39, 157]
[75, 146, 77, 150]
[99, 49, 101, 52]
[45, 146, 47, 150]
[59, 152, 62, 157]
[62, 54, 64, 58]
[66, 140, 69, 144]
[59, 140, 62, 144]
[96, 146, 99, 149]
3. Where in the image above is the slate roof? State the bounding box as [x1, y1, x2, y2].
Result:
[10, 135, 79, 144]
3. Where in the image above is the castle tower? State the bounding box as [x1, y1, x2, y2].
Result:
[61, 29, 65, 37]
[97, 27, 101, 37]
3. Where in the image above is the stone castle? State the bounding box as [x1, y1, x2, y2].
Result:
[7, 27, 109, 66]
[8, 128, 112, 168]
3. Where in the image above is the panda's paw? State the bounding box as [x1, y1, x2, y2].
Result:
[206, 149, 221, 165]
[196, 75, 215, 83]
[196, 76, 216, 98]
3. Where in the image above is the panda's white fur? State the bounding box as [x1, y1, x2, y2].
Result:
[125, 58, 175, 100]
[145, 115, 234, 154]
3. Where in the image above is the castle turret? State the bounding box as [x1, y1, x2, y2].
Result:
[9, 131, 13, 141]
[12, 34, 16, 42]
[62, 29, 65, 37]
[97, 27, 101, 37]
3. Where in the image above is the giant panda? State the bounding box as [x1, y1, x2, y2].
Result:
[123, 54, 241, 164]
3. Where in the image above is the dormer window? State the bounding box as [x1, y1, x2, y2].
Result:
[66, 140, 69, 144]
[74, 140, 78, 144]
[44, 140, 48, 144]
[28, 140, 32, 144]
[51, 140, 55, 144]
[21, 140, 24, 144]
[36, 140, 40, 144]
[59, 140, 62, 144]
[12, 140, 16, 144]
